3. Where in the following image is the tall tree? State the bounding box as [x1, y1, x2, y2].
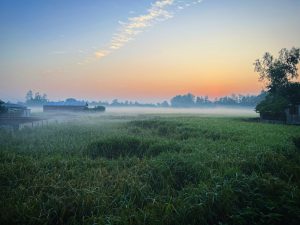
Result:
[25, 90, 33, 102]
[254, 47, 300, 117]
[254, 47, 300, 93]
[25, 90, 48, 105]
[0, 99, 6, 113]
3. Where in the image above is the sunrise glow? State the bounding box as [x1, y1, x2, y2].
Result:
[1, 0, 300, 102]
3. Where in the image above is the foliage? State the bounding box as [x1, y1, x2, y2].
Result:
[171, 93, 196, 107]
[1, 114, 300, 225]
[255, 94, 289, 118]
[257, 82, 300, 116]
[25, 90, 48, 105]
[24, 91, 265, 108]
[109, 99, 158, 107]
[92, 105, 106, 112]
[170, 93, 265, 108]
[254, 47, 300, 93]
[157, 100, 170, 107]
[280, 82, 300, 105]
[0, 100, 7, 113]
[254, 48, 300, 116]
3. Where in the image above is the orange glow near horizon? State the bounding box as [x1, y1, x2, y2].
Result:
[33, 61, 263, 102]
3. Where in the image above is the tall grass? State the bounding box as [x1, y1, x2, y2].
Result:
[1, 115, 300, 225]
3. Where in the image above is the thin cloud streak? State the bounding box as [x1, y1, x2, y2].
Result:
[92, 0, 203, 62]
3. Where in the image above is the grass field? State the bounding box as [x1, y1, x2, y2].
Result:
[1, 112, 300, 225]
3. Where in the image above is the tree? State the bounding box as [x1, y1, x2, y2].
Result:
[26, 90, 33, 102]
[254, 47, 300, 118]
[171, 93, 195, 107]
[282, 82, 300, 105]
[25, 90, 48, 105]
[195, 96, 212, 106]
[255, 94, 289, 119]
[254, 47, 300, 93]
[66, 98, 78, 103]
[42, 94, 48, 101]
[111, 99, 120, 106]
[0, 99, 7, 113]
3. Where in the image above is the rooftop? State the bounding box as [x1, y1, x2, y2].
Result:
[3, 103, 27, 109]
[44, 102, 88, 107]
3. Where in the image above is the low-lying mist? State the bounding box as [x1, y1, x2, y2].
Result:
[24, 106, 258, 130]
[30, 106, 257, 117]
[106, 107, 257, 116]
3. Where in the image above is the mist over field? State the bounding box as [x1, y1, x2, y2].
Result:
[106, 107, 257, 116]
[29, 106, 257, 116]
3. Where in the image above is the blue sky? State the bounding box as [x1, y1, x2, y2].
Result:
[1, 0, 300, 102]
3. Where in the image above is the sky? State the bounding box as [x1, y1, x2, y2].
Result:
[1, 0, 300, 102]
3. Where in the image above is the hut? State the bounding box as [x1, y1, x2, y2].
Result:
[285, 104, 300, 125]
[43, 101, 88, 112]
[260, 104, 300, 125]
[0, 102, 31, 117]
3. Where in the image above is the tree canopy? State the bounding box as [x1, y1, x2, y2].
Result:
[254, 47, 300, 117]
[25, 90, 48, 105]
[254, 47, 300, 93]
[0, 100, 6, 113]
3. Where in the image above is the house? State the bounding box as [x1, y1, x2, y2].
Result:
[43, 101, 88, 112]
[285, 104, 300, 125]
[260, 104, 300, 125]
[0, 102, 31, 117]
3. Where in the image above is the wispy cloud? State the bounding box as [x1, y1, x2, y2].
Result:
[91, 0, 203, 61]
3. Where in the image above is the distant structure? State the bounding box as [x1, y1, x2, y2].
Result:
[260, 104, 300, 125]
[0, 102, 31, 117]
[285, 105, 300, 125]
[43, 101, 88, 112]
[0, 101, 32, 130]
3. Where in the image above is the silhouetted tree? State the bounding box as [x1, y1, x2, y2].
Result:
[159, 101, 170, 107]
[0, 99, 7, 113]
[25, 90, 48, 105]
[25, 90, 33, 102]
[65, 98, 85, 104]
[254, 47, 300, 93]
[111, 99, 121, 106]
[215, 96, 237, 105]
[171, 93, 195, 107]
[254, 47, 300, 118]
[195, 96, 212, 106]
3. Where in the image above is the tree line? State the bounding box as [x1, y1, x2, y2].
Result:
[170, 92, 266, 108]
[21, 91, 267, 108]
[25, 90, 48, 105]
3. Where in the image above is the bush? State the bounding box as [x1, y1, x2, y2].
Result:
[91, 105, 106, 112]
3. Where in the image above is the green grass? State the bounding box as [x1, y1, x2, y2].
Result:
[1, 114, 300, 225]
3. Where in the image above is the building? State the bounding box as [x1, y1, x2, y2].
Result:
[43, 101, 88, 112]
[285, 104, 300, 125]
[260, 104, 300, 125]
[0, 102, 31, 117]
